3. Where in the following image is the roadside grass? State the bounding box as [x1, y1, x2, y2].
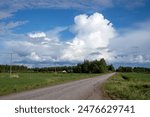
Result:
[103, 73, 150, 100]
[0, 73, 100, 96]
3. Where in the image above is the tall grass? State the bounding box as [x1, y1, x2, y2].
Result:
[0, 73, 99, 96]
[103, 73, 150, 100]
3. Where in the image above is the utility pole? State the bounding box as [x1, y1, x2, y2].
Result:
[10, 53, 13, 77]
[54, 58, 57, 74]
[0, 52, 15, 77]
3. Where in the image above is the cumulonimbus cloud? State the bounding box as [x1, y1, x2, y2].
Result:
[61, 12, 116, 61]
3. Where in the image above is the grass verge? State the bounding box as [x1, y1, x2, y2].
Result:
[103, 73, 150, 100]
[0, 73, 100, 96]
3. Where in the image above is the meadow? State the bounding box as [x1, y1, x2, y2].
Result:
[0, 73, 99, 96]
[103, 73, 150, 100]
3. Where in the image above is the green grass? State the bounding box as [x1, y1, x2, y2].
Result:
[0, 73, 99, 96]
[103, 73, 150, 100]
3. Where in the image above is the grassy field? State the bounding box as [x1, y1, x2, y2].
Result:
[103, 73, 150, 100]
[0, 73, 99, 96]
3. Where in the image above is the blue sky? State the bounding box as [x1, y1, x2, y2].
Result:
[0, 0, 150, 67]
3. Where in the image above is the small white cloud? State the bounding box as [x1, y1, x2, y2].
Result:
[133, 55, 144, 63]
[5, 21, 28, 29]
[28, 52, 41, 61]
[28, 32, 46, 39]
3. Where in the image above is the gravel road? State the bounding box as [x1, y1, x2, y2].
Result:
[0, 73, 115, 100]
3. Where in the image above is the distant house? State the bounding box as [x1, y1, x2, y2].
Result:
[62, 70, 67, 73]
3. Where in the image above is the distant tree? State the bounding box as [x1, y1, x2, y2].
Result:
[82, 60, 90, 73]
[125, 67, 133, 72]
[107, 64, 115, 72]
[74, 64, 82, 73]
[117, 66, 124, 72]
[133, 67, 150, 73]
[117, 66, 132, 72]
[98, 58, 108, 73]
[91, 63, 100, 73]
[72, 58, 109, 73]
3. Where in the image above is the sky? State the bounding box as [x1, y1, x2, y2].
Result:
[0, 0, 150, 68]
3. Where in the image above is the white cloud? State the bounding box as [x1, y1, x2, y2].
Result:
[7, 21, 27, 28]
[133, 55, 144, 63]
[28, 52, 41, 61]
[4, 27, 66, 64]
[61, 12, 116, 61]
[28, 32, 46, 39]
[109, 20, 150, 64]
[0, 21, 28, 35]
[0, 11, 13, 19]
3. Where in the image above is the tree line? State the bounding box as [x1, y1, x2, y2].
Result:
[116, 66, 150, 73]
[1, 60, 149, 73]
[32, 58, 115, 73]
[0, 65, 28, 73]
[0, 58, 115, 73]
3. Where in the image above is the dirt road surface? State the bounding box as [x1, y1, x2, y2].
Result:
[0, 73, 115, 100]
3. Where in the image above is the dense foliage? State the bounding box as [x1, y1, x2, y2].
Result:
[73, 59, 111, 73]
